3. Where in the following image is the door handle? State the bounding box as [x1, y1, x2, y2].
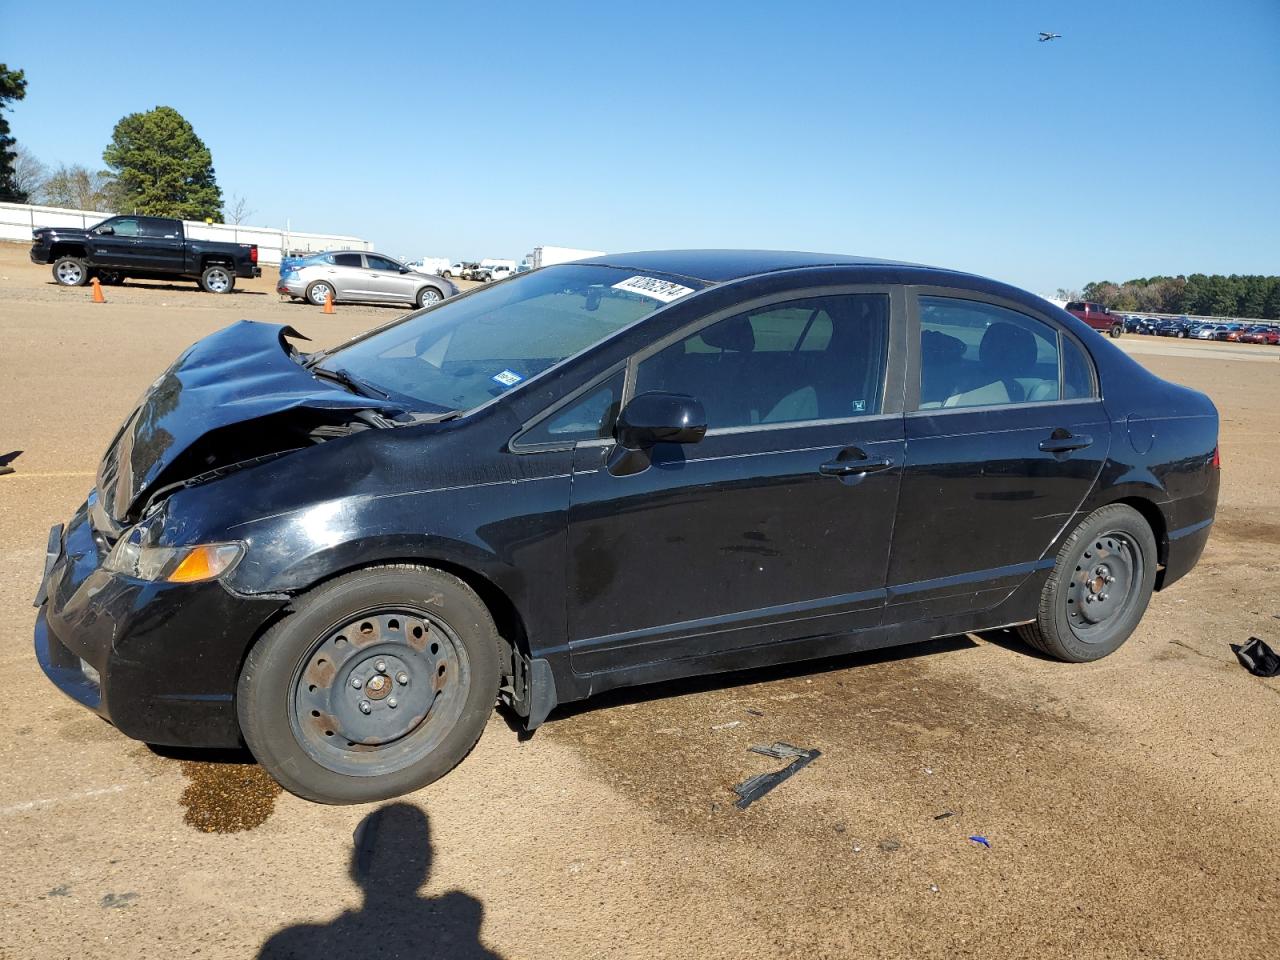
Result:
[819, 457, 893, 477]
[1039, 431, 1093, 453]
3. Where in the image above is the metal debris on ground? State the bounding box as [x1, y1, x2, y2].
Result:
[711, 720, 742, 730]
[745, 708, 764, 717]
[733, 741, 821, 809]
[968, 835, 992, 849]
[934, 811, 954, 821]
[1230, 636, 1280, 677]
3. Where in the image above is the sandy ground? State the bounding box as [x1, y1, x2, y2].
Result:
[0, 243, 1277, 959]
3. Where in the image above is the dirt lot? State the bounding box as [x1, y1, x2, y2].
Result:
[1, 243, 1277, 959]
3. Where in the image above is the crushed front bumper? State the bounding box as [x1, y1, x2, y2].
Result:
[33, 496, 288, 748]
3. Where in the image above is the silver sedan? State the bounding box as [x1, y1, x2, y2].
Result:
[278, 251, 457, 308]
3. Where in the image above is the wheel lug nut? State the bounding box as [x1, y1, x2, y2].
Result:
[350, 677, 362, 689]
[1105, 576, 1115, 583]
[388, 698, 398, 709]
[375, 660, 387, 673]
[396, 672, 409, 685]
[358, 700, 372, 714]
[1085, 595, 1093, 603]
[1098, 592, 1108, 601]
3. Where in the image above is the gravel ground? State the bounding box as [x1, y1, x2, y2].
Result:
[0, 244, 1276, 959]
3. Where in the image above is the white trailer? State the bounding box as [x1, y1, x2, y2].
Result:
[526, 245, 606, 269]
[411, 256, 451, 275]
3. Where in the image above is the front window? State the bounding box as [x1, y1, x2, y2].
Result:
[318, 264, 703, 412]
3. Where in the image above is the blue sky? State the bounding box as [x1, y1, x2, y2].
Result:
[3, 0, 1277, 291]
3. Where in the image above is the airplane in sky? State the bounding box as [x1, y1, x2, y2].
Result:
[1039, 32, 1062, 42]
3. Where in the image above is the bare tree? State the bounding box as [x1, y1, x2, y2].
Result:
[40, 163, 115, 211]
[227, 194, 254, 224]
[1055, 288, 1082, 301]
[12, 143, 45, 200]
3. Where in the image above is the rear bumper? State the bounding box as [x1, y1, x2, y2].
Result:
[238, 264, 262, 279]
[277, 277, 306, 297]
[33, 498, 287, 748]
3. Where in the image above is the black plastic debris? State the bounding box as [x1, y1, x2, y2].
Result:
[1231, 636, 1280, 677]
[733, 742, 821, 809]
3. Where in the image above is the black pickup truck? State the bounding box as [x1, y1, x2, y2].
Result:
[31, 215, 261, 294]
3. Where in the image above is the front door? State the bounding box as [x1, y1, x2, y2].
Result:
[89, 217, 141, 268]
[564, 290, 907, 676]
[885, 291, 1111, 622]
[363, 254, 417, 304]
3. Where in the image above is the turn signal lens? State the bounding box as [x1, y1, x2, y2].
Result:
[166, 543, 244, 583]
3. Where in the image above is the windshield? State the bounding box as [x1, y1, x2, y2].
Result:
[318, 263, 703, 412]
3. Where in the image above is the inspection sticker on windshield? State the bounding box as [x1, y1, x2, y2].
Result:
[492, 369, 524, 388]
[612, 275, 695, 303]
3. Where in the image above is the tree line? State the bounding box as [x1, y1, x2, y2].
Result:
[0, 63, 236, 222]
[1058, 274, 1280, 321]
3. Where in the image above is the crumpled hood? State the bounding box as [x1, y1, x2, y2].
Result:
[99, 320, 397, 523]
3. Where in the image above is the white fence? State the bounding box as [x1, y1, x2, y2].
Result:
[0, 201, 371, 265]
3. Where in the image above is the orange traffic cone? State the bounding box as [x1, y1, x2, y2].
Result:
[91, 277, 106, 303]
[322, 292, 335, 314]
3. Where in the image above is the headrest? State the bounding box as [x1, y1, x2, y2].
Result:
[701, 315, 755, 353]
[921, 328, 966, 363]
[979, 322, 1037, 375]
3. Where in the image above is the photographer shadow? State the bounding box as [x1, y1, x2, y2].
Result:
[258, 802, 503, 960]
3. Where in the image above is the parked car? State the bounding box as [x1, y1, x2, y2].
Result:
[34, 250, 1219, 804]
[440, 262, 468, 279]
[1194, 324, 1226, 340]
[1065, 301, 1123, 338]
[460, 262, 486, 281]
[482, 264, 515, 282]
[30, 215, 261, 293]
[277, 251, 457, 308]
[1217, 324, 1245, 341]
[1239, 325, 1280, 345]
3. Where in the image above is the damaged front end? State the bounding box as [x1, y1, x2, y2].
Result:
[92, 321, 410, 534]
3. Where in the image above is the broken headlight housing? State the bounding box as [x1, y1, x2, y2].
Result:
[103, 528, 244, 584]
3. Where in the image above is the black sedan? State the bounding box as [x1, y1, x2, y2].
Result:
[34, 251, 1220, 804]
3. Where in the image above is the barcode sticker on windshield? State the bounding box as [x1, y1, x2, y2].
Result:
[492, 369, 523, 387]
[611, 275, 695, 303]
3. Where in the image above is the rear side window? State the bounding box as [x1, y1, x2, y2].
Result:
[635, 294, 889, 430]
[332, 252, 362, 267]
[139, 219, 180, 239]
[1062, 335, 1095, 399]
[917, 297, 1061, 409]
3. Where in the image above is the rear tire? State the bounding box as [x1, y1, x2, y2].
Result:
[1017, 504, 1157, 662]
[236, 565, 501, 804]
[52, 256, 89, 287]
[200, 264, 235, 294]
[306, 280, 334, 306]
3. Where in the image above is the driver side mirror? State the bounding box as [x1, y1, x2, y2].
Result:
[98, 226, 115, 235]
[399, 266, 410, 273]
[615, 392, 707, 450]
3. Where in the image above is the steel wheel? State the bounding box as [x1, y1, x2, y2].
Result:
[289, 608, 472, 777]
[1065, 532, 1143, 643]
[55, 259, 85, 285]
[308, 281, 333, 305]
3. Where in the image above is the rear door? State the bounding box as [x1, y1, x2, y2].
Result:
[557, 288, 908, 676]
[885, 289, 1110, 622]
[327, 251, 367, 299]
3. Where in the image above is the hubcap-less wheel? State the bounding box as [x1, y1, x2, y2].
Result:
[56, 260, 84, 285]
[289, 610, 471, 777]
[1066, 532, 1142, 643]
[309, 282, 332, 305]
[204, 267, 231, 293]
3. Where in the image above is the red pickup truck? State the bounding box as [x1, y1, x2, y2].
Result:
[1065, 301, 1123, 338]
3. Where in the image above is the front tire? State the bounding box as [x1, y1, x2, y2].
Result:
[52, 256, 89, 286]
[1017, 504, 1157, 662]
[1110, 323, 1123, 338]
[201, 264, 235, 294]
[416, 286, 443, 308]
[237, 565, 501, 804]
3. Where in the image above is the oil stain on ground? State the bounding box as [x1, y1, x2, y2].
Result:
[177, 759, 282, 833]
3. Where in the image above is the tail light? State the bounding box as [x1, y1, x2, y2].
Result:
[250, 245, 258, 263]
[1211, 446, 1221, 469]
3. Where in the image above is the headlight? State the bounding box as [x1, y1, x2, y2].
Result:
[104, 532, 244, 583]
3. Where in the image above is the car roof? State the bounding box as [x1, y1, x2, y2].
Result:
[575, 249, 926, 283]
